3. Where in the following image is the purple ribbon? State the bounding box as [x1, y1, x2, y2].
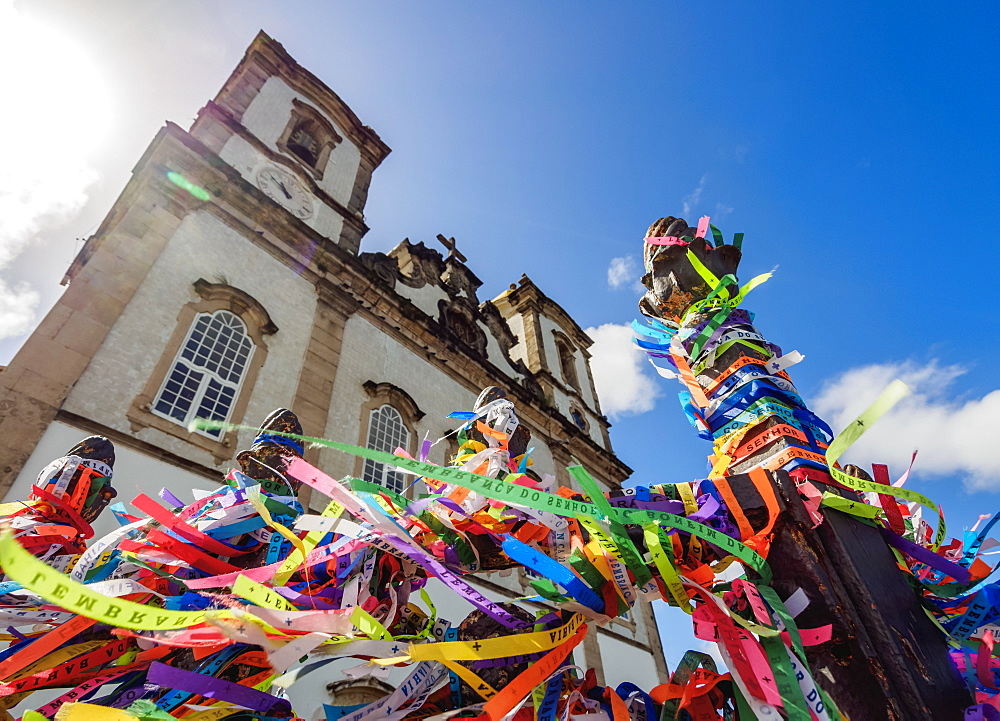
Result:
[882, 529, 972, 585]
[275, 585, 339, 609]
[688, 494, 720, 523]
[965, 705, 1000, 721]
[148, 661, 291, 714]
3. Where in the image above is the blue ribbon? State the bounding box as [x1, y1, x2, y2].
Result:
[706, 380, 805, 425]
[536, 672, 564, 720]
[324, 704, 370, 720]
[446, 626, 463, 707]
[616, 681, 657, 719]
[253, 433, 305, 455]
[502, 536, 603, 613]
[962, 512, 1000, 568]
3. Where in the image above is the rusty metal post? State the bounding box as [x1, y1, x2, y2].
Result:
[729, 468, 970, 720]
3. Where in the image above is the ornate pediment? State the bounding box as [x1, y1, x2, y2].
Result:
[434, 296, 485, 356]
[359, 238, 540, 390]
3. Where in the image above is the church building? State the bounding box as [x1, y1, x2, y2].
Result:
[0, 31, 668, 712]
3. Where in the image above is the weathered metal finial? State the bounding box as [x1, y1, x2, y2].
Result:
[639, 215, 742, 323]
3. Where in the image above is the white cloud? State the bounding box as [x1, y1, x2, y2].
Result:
[714, 202, 735, 219]
[585, 323, 662, 418]
[680, 176, 734, 225]
[682, 175, 707, 218]
[699, 640, 728, 671]
[811, 360, 1000, 490]
[0, 279, 40, 338]
[606, 256, 644, 293]
[0, 1, 110, 338]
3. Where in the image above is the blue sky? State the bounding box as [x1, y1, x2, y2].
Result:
[2, 0, 998, 668]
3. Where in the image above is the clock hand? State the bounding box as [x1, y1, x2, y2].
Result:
[277, 180, 292, 199]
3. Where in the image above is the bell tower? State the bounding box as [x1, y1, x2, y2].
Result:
[0, 31, 391, 500]
[187, 31, 390, 253]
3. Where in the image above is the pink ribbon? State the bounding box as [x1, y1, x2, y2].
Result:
[644, 236, 690, 246]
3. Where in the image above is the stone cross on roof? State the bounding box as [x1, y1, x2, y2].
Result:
[436, 234, 467, 263]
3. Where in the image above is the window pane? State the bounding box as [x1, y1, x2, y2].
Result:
[153, 363, 203, 422]
[362, 458, 381, 485]
[152, 310, 255, 436]
[196, 378, 234, 438]
[363, 405, 409, 494]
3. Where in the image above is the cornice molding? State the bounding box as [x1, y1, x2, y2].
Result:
[225, 31, 391, 167]
[193, 278, 279, 335]
[199, 101, 367, 234]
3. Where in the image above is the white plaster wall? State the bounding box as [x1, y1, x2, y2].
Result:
[523, 434, 556, 484]
[607, 604, 654, 649]
[480, 318, 521, 376]
[390, 281, 449, 319]
[320, 314, 478, 481]
[63, 210, 317, 470]
[240, 77, 361, 207]
[537, 315, 606, 448]
[595, 633, 663, 691]
[218, 134, 346, 240]
[538, 315, 595, 409]
[319, 315, 560, 487]
[550, 385, 572, 423]
[4, 420, 217, 538]
[502, 312, 527, 367]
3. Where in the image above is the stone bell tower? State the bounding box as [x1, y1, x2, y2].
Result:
[0, 31, 391, 501]
[0, 33, 667, 702]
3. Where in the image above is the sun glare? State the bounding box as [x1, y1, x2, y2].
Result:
[0, 1, 113, 158]
[0, 0, 114, 251]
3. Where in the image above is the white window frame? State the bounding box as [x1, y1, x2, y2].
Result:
[151, 310, 254, 439]
[362, 404, 411, 494]
[556, 338, 579, 390]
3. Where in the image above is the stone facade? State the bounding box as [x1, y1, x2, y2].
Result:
[0, 30, 668, 711]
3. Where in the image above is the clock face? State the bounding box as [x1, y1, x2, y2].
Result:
[256, 166, 314, 220]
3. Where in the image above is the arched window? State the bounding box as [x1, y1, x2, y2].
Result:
[277, 99, 343, 180]
[557, 338, 579, 389]
[128, 279, 277, 462]
[362, 404, 410, 494]
[152, 311, 253, 438]
[355, 382, 423, 496]
[287, 123, 319, 167]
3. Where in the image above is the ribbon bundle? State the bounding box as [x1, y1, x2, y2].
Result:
[0, 220, 995, 720]
[636, 217, 1000, 717]
[0, 398, 831, 720]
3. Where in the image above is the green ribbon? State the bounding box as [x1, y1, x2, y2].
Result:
[569, 465, 652, 587]
[823, 379, 947, 547]
[194, 421, 773, 582]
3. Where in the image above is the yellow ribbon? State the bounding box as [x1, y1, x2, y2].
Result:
[823, 379, 947, 547]
[273, 499, 344, 585]
[643, 524, 691, 613]
[232, 574, 296, 612]
[0, 531, 231, 630]
[375, 613, 587, 664]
